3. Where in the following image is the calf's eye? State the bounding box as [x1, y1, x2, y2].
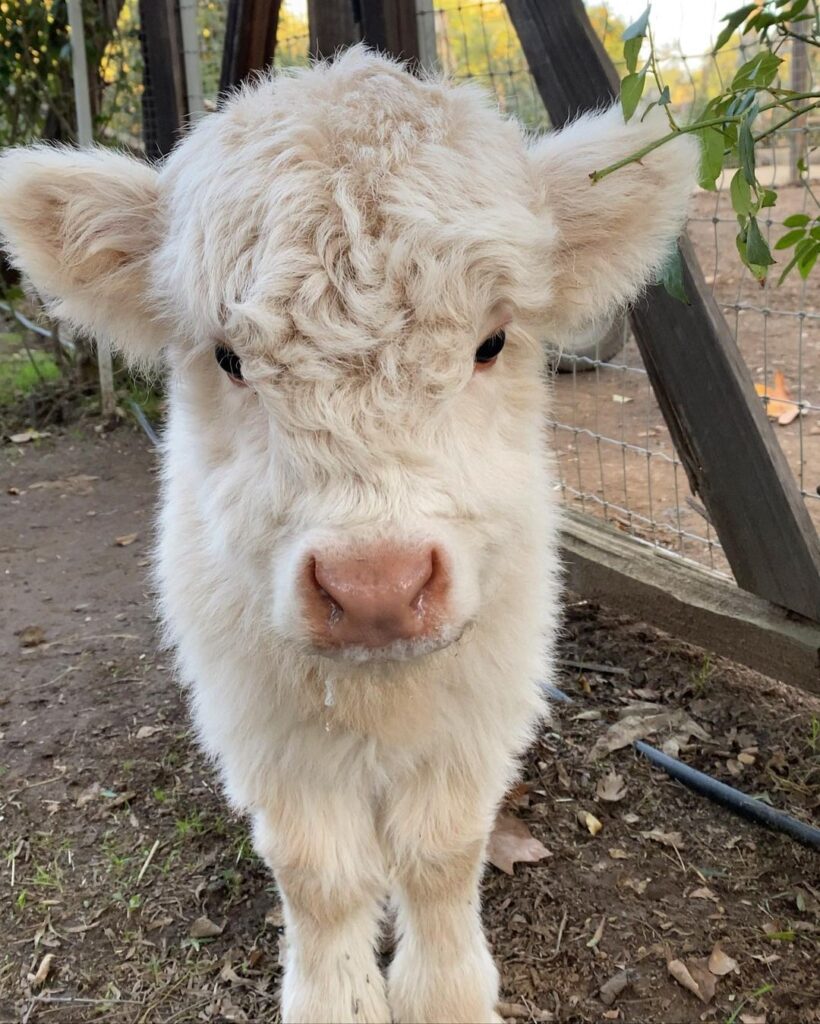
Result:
[215, 344, 244, 384]
[475, 330, 505, 367]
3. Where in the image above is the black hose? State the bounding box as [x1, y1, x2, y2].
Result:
[634, 739, 820, 851]
[128, 398, 160, 448]
[542, 682, 573, 703]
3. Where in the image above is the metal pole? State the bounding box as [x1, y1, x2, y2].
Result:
[789, 33, 808, 184]
[415, 0, 440, 73]
[66, 0, 116, 418]
[179, 0, 206, 121]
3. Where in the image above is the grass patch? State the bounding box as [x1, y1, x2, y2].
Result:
[0, 346, 60, 405]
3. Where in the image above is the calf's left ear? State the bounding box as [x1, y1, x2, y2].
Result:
[529, 106, 700, 332]
[0, 146, 166, 366]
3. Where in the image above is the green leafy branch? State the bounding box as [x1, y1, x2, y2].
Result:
[592, 1, 820, 286]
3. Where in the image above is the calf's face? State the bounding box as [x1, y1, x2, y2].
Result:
[0, 50, 697, 663]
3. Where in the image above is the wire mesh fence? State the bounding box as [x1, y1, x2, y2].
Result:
[407, 1, 819, 579]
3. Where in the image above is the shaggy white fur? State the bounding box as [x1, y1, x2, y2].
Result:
[0, 48, 698, 1024]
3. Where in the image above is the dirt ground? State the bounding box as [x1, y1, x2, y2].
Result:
[550, 184, 820, 576]
[1, 427, 818, 1024]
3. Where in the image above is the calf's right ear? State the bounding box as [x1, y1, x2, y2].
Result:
[0, 147, 166, 366]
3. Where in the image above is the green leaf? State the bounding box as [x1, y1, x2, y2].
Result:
[746, 217, 775, 266]
[774, 228, 807, 250]
[730, 170, 754, 216]
[620, 71, 646, 122]
[622, 5, 651, 41]
[714, 4, 756, 51]
[760, 189, 777, 209]
[658, 85, 671, 106]
[738, 118, 756, 185]
[777, 250, 801, 284]
[661, 247, 689, 304]
[624, 35, 642, 74]
[783, 213, 810, 228]
[797, 241, 818, 279]
[732, 52, 783, 90]
[698, 127, 725, 190]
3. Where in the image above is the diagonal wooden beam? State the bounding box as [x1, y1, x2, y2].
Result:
[505, 0, 820, 622]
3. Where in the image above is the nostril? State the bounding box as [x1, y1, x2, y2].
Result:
[408, 550, 436, 610]
[311, 558, 344, 617]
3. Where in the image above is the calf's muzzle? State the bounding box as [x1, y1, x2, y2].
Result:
[304, 545, 449, 650]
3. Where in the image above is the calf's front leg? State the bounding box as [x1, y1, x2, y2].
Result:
[385, 766, 503, 1024]
[253, 785, 390, 1024]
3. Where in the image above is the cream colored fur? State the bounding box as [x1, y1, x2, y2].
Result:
[0, 48, 698, 1024]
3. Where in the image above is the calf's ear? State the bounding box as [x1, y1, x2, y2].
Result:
[529, 106, 699, 332]
[0, 147, 165, 366]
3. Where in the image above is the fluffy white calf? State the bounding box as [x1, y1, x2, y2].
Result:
[0, 48, 696, 1023]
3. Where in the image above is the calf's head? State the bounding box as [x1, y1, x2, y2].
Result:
[0, 49, 697, 663]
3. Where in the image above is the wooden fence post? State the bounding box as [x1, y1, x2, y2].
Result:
[505, 0, 820, 623]
[358, 0, 421, 62]
[308, 0, 360, 58]
[139, 0, 188, 159]
[67, 0, 115, 418]
[219, 0, 283, 94]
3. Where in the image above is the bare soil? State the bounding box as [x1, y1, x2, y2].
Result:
[1, 428, 818, 1024]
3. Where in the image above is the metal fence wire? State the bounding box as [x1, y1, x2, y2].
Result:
[409, 1, 819, 580]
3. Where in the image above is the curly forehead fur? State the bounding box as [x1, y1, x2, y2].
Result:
[157, 49, 554, 390]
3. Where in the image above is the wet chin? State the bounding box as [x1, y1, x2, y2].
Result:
[310, 626, 465, 664]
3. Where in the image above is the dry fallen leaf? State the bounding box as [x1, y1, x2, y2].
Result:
[18, 625, 46, 648]
[689, 886, 718, 902]
[27, 953, 55, 989]
[589, 709, 709, 760]
[10, 429, 50, 444]
[577, 809, 603, 835]
[265, 905, 284, 928]
[596, 771, 627, 802]
[586, 915, 606, 948]
[612, 394, 633, 404]
[739, 1014, 767, 1024]
[29, 474, 99, 494]
[115, 532, 139, 547]
[608, 847, 631, 860]
[641, 828, 685, 850]
[189, 915, 224, 939]
[707, 943, 738, 976]
[599, 969, 631, 1006]
[76, 782, 101, 808]
[755, 370, 800, 425]
[136, 725, 163, 740]
[667, 957, 716, 1004]
[496, 1003, 530, 1020]
[487, 811, 551, 875]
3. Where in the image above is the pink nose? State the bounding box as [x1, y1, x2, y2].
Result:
[305, 546, 448, 649]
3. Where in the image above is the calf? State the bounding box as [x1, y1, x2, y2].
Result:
[0, 48, 696, 1023]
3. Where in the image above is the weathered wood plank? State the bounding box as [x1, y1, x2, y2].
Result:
[219, 0, 282, 94]
[308, 0, 360, 58]
[505, 0, 820, 622]
[561, 510, 820, 695]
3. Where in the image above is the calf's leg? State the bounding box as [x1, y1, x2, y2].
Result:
[253, 787, 390, 1024]
[384, 765, 503, 1024]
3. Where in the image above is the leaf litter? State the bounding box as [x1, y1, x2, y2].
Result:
[3, 434, 819, 1024]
